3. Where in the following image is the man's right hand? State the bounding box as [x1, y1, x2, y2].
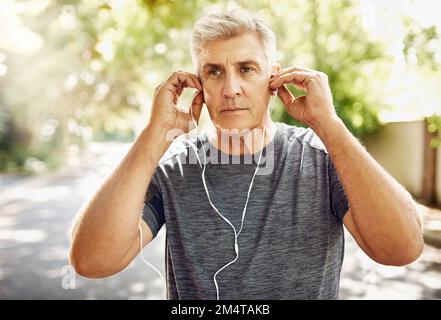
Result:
[149, 71, 204, 137]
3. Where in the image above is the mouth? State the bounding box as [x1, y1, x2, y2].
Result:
[220, 107, 249, 114]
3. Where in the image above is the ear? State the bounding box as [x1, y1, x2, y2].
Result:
[269, 63, 281, 96]
[271, 62, 281, 76]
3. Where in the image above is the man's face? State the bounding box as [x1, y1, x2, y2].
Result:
[197, 32, 276, 131]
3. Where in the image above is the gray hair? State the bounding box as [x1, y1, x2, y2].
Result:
[190, 9, 277, 72]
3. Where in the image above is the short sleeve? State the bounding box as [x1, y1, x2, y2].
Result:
[328, 157, 349, 222]
[141, 172, 165, 238]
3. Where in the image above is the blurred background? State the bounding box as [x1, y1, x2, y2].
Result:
[0, 0, 440, 300]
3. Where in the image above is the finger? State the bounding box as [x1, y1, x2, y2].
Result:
[168, 71, 203, 92]
[178, 91, 204, 131]
[190, 91, 204, 123]
[270, 75, 306, 90]
[271, 71, 309, 86]
[172, 87, 183, 104]
[272, 66, 315, 80]
[277, 85, 295, 111]
[162, 83, 190, 105]
[176, 86, 184, 97]
[173, 71, 202, 90]
[270, 71, 313, 89]
[163, 85, 180, 105]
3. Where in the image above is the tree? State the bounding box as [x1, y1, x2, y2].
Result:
[402, 19, 441, 204]
[0, 0, 425, 172]
[261, 0, 384, 137]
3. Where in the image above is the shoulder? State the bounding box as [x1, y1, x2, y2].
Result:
[275, 122, 328, 155]
[157, 132, 203, 168]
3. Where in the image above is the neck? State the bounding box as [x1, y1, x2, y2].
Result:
[208, 118, 276, 156]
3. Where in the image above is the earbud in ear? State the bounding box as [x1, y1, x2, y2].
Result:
[271, 88, 277, 96]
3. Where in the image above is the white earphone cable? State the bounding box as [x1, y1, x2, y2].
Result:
[194, 93, 276, 300]
[138, 224, 166, 299]
[139, 91, 277, 300]
[201, 125, 267, 300]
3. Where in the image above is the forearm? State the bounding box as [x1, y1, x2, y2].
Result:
[70, 124, 172, 274]
[270, 65, 423, 264]
[312, 116, 423, 262]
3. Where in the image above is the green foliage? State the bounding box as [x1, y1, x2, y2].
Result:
[265, 0, 384, 137]
[427, 115, 441, 149]
[2, 0, 439, 173]
[403, 20, 441, 71]
[0, 101, 10, 152]
[403, 21, 441, 148]
[0, 145, 61, 174]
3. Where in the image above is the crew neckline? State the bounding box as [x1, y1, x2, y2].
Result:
[198, 122, 281, 161]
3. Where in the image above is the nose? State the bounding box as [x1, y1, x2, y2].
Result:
[222, 73, 242, 99]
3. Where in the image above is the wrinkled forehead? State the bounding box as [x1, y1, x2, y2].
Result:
[194, 33, 270, 73]
[199, 49, 265, 65]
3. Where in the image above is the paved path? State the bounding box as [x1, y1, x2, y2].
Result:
[0, 142, 440, 299]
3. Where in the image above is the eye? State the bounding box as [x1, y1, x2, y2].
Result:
[240, 66, 255, 74]
[207, 69, 222, 77]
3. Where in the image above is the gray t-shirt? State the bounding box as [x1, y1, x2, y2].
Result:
[142, 122, 349, 300]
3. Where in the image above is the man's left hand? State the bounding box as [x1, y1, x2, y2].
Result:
[269, 66, 339, 130]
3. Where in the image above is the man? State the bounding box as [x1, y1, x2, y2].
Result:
[69, 9, 423, 299]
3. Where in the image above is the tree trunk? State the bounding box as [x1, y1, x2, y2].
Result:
[422, 117, 438, 204]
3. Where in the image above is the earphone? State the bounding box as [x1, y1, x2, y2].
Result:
[198, 119, 267, 300]
[190, 92, 276, 300]
[138, 223, 166, 299]
[138, 88, 277, 300]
